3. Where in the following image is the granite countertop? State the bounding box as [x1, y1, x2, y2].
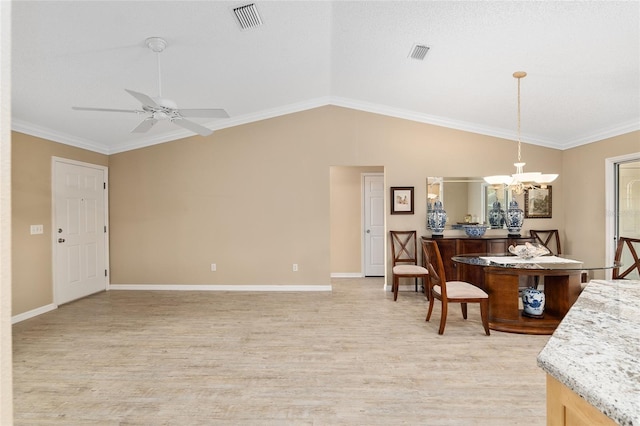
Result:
[537, 279, 640, 426]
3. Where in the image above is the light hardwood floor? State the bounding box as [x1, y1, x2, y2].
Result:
[12, 278, 549, 425]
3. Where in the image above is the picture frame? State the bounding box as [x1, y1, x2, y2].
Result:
[391, 187, 414, 215]
[525, 186, 552, 218]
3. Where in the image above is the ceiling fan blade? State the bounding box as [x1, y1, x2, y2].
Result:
[131, 118, 158, 133]
[178, 108, 229, 119]
[172, 118, 213, 136]
[72, 106, 142, 114]
[125, 89, 158, 107]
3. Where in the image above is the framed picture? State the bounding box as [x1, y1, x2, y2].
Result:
[525, 186, 552, 218]
[391, 187, 414, 215]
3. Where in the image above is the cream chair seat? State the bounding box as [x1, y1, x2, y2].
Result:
[390, 231, 429, 301]
[422, 239, 490, 335]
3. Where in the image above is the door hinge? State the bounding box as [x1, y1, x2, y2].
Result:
[105, 269, 108, 277]
[103, 182, 106, 189]
[104, 225, 107, 233]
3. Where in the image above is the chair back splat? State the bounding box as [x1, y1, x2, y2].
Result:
[613, 237, 640, 280]
[422, 240, 490, 335]
[389, 231, 428, 301]
[530, 230, 561, 255]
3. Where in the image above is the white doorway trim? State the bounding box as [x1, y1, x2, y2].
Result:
[51, 157, 110, 304]
[605, 152, 640, 279]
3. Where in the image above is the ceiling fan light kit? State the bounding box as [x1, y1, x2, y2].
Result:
[72, 37, 229, 137]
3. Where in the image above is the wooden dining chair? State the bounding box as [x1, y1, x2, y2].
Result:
[530, 230, 561, 255]
[530, 229, 589, 284]
[613, 237, 640, 279]
[389, 231, 429, 301]
[422, 240, 490, 335]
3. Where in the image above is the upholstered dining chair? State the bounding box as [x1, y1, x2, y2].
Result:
[389, 231, 429, 301]
[422, 240, 490, 335]
[613, 237, 640, 279]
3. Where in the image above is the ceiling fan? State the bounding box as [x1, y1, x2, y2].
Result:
[72, 37, 229, 137]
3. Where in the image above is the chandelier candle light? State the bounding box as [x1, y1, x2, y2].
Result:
[484, 72, 558, 195]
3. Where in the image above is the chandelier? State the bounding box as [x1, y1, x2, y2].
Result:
[484, 71, 558, 194]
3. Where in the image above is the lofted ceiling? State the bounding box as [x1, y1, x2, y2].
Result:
[10, 1, 640, 154]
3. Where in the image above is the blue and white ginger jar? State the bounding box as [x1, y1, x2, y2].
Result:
[506, 200, 524, 236]
[522, 287, 545, 316]
[488, 201, 505, 229]
[428, 201, 447, 236]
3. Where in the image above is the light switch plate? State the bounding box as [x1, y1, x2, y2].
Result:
[30, 224, 44, 235]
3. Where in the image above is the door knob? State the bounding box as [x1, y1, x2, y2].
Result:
[366, 229, 371, 233]
[58, 238, 65, 243]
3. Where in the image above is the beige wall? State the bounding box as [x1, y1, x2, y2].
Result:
[12, 132, 108, 314]
[330, 166, 383, 274]
[562, 131, 640, 278]
[109, 106, 564, 288]
[10, 106, 638, 317]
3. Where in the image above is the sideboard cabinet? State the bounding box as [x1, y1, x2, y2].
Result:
[421, 235, 534, 290]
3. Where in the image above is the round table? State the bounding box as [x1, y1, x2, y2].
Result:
[452, 254, 618, 335]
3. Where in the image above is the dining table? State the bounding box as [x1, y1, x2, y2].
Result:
[451, 253, 619, 335]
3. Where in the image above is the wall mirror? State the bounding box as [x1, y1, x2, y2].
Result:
[427, 177, 511, 229]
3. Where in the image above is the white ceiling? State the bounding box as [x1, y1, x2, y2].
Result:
[11, 1, 640, 154]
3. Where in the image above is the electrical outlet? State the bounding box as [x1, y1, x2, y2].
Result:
[292, 263, 298, 272]
[211, 263, 217, 272]
[30, 224, 44, 235]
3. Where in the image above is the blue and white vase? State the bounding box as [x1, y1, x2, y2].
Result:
[506, 200, 524, 236]
[488, 201, 505, 229]
[428, 200, 447, 236]
[522, 287, 545, 316]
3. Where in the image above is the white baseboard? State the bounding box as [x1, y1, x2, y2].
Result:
[12, 303, 57, 324]
[108, 284, 332, 292]
[330, 272, 364, 278]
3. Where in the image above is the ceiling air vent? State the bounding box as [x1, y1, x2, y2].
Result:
[233, 3, 263, 30]
[409, 44, 430, 61]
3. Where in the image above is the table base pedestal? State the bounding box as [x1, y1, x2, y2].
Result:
[484, 267, 583, 335]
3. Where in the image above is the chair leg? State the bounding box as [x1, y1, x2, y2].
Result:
[438, 301, 448, 335]
[414, 277, 418, 292]
[393, 276, 399, 301]
[426, 294, 435, 321]
[480, 299, 490, 336]
[460, 303, 468, 319]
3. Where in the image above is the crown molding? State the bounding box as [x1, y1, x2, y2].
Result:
[11, 118, 109, 154]
[561, 120, 640, 149]
[107, 97, 333, 154]
[329, 96, 564, 149]
[13, 99, 638, 154]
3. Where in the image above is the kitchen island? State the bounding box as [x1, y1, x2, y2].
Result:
[537, 279, 640, 425]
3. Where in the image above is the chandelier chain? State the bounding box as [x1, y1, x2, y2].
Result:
[482, 70, 558, 192]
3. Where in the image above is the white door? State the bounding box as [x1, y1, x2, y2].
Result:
[363, 173, 385, 276]
[53, 159, 108, 304]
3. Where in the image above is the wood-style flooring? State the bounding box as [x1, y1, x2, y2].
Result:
[12, 278, 550, 425]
